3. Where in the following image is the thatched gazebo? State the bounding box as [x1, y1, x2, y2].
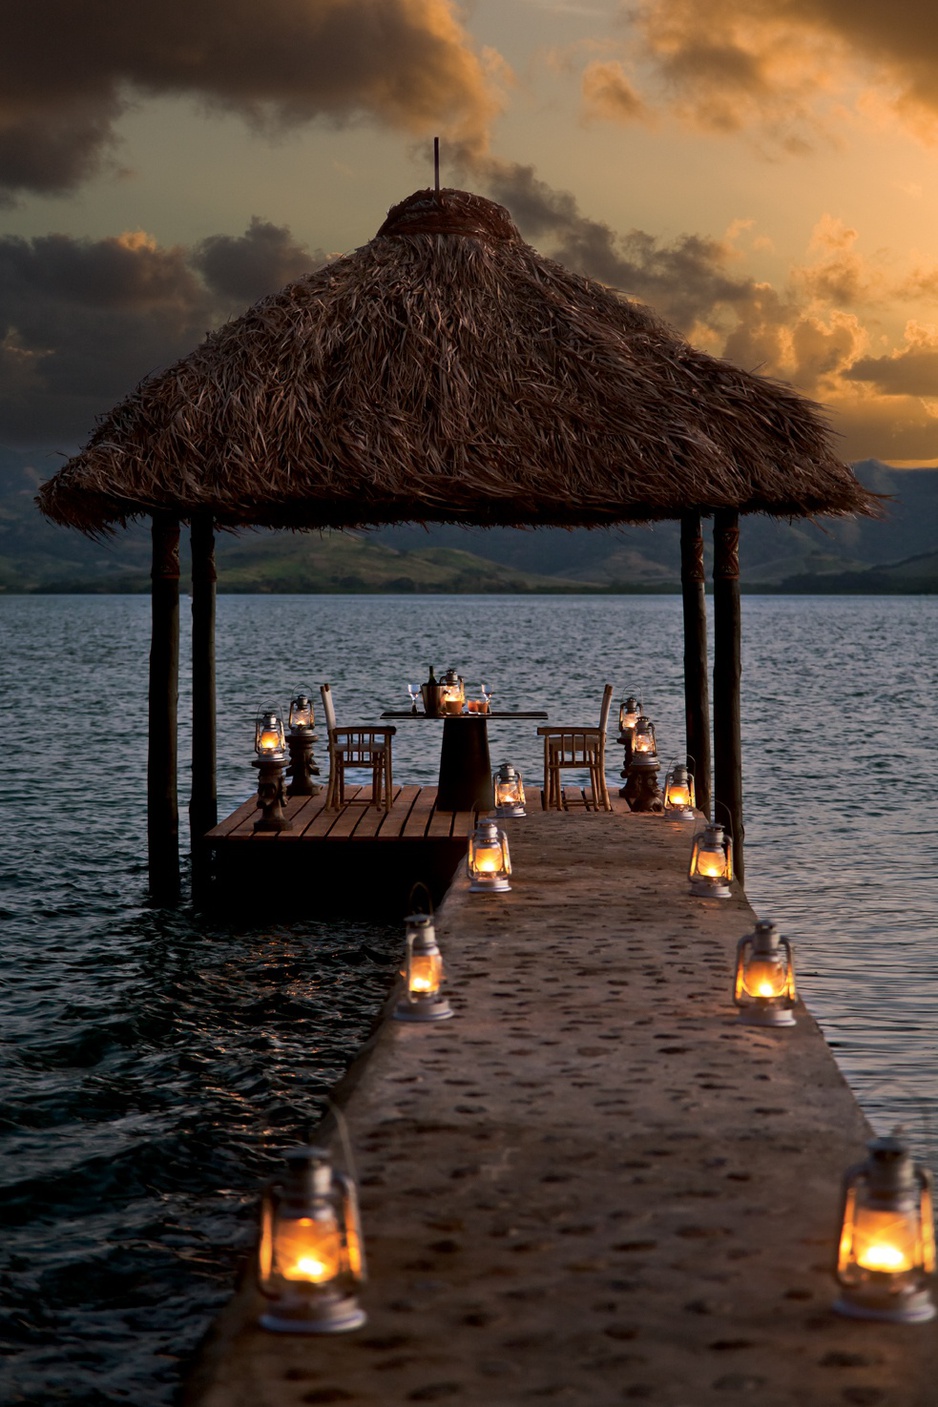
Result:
[38, 187, 874, 900]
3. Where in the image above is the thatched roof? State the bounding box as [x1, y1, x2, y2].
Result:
[38, 187, 874, 533]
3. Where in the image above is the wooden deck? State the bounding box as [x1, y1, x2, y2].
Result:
[201, 784, 610, 914]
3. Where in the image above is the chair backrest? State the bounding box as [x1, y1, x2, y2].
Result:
[319, 683, 337, 736]
[598, 683, 614, 733]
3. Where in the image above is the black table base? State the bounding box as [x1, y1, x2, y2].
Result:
[437, 716, 493, 811]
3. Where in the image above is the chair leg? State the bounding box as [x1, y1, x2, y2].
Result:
[596, 747, 612, 811]
[385, 750, 393, 812]
[325, 758, 339, 811]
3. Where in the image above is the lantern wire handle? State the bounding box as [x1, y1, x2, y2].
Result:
[408, 881, 434, 917]
[853, 1079, 936, 1168]
[713, 797, 734, 841]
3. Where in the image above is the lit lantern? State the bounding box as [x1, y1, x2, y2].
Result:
[440, 668, 465, 714]
[258, 1145, 367, 1333]
[733, 919, 796, 1026]
[467, 817, 512, 892]
[493, 762, 526, 817]
[617, 696, 641, 743]
[663, 762, 697, 820]
[288, 692, 315, 732]
[629, 714, 658, 767]
[394, 911, 453, 1022]
[688, 820, 733, 898]
[834, 1132, 936, 1323]
[255, 707, 287, 759]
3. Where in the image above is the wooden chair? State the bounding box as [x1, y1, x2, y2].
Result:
[319, 683, 396, 812]
[537, 684, 614, 811]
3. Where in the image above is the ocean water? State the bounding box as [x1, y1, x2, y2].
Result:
[0, 593, 935, 1405]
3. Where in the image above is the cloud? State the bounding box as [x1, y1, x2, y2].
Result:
[583, 0, 846, 152]
[581, 60, 649, 123]
[192, 218, 324, 304]
[0, 219, 318, 444]
[844, 322, 938, 396]
[476, 157, 757, 330]
[587, 0, 938, 151]
[0, 0, 500, 201]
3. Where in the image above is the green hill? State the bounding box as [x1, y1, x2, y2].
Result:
[2, 448, 936, 592]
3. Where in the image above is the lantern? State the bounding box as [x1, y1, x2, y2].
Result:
[285, 690, 321, 798]
[258, 1145, 367, 1333]
[288, 692, 315, 732]
[617, 696, 641, 744]
[394, 911, 453, 1022]
[255, 707, 287, 759]
[440, 668, 465, 715]
[629, 715, 658, 767]
[493, 762, 526, 817]
[663, 762, 696, 820]
[733, 920, 796, 1026]
[688, 820, 733, 898]
[467, 818, 512, 892]
[834, 1133, 936, 1323]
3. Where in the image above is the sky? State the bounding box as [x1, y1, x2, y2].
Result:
[3, 0, 938, 466]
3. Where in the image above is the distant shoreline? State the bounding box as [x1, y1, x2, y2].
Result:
[2, 581, 936, 597]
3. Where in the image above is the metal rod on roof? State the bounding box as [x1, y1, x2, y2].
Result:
[434, 137, 440, 192]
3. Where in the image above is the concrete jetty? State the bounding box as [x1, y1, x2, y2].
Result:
[182, 800, 937, 1407]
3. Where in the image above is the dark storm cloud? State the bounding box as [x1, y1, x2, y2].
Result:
[844, 349, 938, 397]
[0, 0, 496, 200]
[192, 218, 324, 304]
[0, 220, 318, 445]
[479, 159, 755, 331]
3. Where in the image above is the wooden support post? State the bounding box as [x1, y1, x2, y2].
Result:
[148, 514, 180, 903]
[712, 510, 744, 886]
[190, 513, 217, 850]
[681, 510, 711, 818]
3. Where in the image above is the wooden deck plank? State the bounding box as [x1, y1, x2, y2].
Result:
[426, 803, 458, 838]
[352, 786, 410, 839]
[563, 785, 586, 810]
[327, 792, 390, 839]
[449, 809, 476, 840]
[301, 786, 365, 837]
[397, 785, 439, 840]
[205, 796, 258, 840]
[283, 792, 330, 838]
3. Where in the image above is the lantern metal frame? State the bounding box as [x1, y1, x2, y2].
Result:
[733, 920, 797, 1026]
[834, 1133, 936, 1324]
[493, 761, 526, 818]
[688, 820, 733, 898]
[617, 695, 641, 745]
[628, 714, 658, 768]
[663, 761, 697, 820]
[254, 706, 287, 760]
[393, 911, 454, 1022]
[467, 817, 512, 892]
[257, 1145, 367, 1334]
[440, 668, 465, 715]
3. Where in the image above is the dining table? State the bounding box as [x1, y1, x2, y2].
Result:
[380, 709, 548, 811]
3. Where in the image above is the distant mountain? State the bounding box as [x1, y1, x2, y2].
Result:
[2, 448, 936, 592]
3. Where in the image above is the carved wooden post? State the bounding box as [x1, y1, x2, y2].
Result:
[148, 513, 180, 903]
[681, 510, 711, 818]
[713, 510, 744, 886]
[190, 513, 217, 850]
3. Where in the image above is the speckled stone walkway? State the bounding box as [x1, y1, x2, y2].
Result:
[183, 802, 937, 1407]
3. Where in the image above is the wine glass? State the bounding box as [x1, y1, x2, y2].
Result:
[407, 683, 421, 713]
[480, 683, 494, 714]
